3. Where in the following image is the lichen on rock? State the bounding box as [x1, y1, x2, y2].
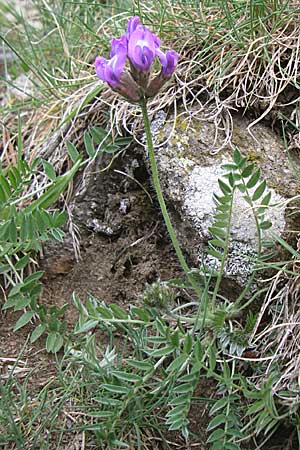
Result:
[146, 107, 296, 286]
[184, 161, 286, 245]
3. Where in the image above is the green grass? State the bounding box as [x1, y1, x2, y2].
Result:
[1, 0, 299, 117]
[0, 349, 86, 449]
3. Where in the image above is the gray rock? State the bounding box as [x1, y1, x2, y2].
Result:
[0, 48, 17, 76]
[9, 74, 35, 100]
[2, 0, 41, 28]
[146, 108, 297, 285]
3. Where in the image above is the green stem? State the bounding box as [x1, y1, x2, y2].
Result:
[140, 99, 202, 299]
[233, 172, 263, 311]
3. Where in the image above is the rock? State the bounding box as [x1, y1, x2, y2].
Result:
[70, 152, 150, 237]
[2, 0, 41, 28]
[0, 48, 17, 76]
[146, 109, 297, 286]
[9, 74, 35, 100]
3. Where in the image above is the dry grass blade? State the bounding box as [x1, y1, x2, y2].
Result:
[248, 236, 300, 408]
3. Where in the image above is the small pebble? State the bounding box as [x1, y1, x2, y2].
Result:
[119, 198, 131, 215]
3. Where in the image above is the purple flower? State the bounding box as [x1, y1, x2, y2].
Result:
[156, 49, 179, 76]
[128, 26, 160, 72]
[94, 16, 178, 101]
[95, 38, 127, 88]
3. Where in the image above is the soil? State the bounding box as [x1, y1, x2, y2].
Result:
[0, 148, 215, 449]
[0, 148, 297, 449]
[41, 149, 183, 320]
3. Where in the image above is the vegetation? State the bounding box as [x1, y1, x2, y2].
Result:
[0, 0, 300, 449]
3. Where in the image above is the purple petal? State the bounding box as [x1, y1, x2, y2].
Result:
[104, 51, 127, 88]
[140, 46, 153, 69]
[95, 56, 108, 82]
[110, 34, 127, 58]
[128, 28, 156, 71]
[126, 16, 141, 38]
[156, 49, 179, 76]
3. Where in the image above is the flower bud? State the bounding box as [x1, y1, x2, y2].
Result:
[155, 49, 179, 76]
[95, 40, 127, 88]
[113, 72, 142, 103]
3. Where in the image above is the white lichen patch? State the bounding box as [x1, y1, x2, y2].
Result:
[204, 242, 257, 284]
[184, 161, 286, 245]
[145, 108, 292, 286]
[184, 161, 286, 280]
[184, 164, 224, 240]
[230, 187, 285, 245]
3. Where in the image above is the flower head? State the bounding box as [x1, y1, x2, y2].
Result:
[94, 16, 178, 101]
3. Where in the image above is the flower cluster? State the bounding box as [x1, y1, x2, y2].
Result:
[95, 16, 178, 102]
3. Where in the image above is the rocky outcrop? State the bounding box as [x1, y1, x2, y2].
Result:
[147, 109, 298, 285]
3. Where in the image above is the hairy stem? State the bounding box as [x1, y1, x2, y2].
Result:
[140, 99, 202, 299]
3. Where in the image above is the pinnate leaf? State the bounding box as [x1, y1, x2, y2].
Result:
[252, 180, 266, 201]
[14, 311, 35, 331]
[247, 168, 260, 188]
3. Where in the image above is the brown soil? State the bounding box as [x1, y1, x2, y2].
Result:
[40, 150, 182, 321]
[0, 149, 296, 449]
[0, 149, 214, 449]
